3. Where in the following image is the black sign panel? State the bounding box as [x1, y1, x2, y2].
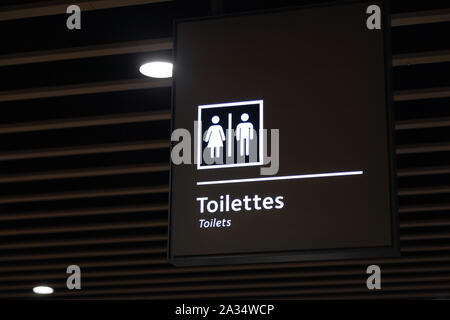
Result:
[169, 1, 398, 266]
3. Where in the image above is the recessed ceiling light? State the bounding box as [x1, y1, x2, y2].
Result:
[139, 61, 173, 78]
[33, 286, 54, 295]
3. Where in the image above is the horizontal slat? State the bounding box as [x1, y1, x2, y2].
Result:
[401, 219, 450, 228]
[398, 186, 450, 196]
[393, 50, 450, 66]
[150, 254, 450, 276]
[0, 163, 169, 183]
[0, 47, 446, 72]
[53, 275, 450, 294]
[3, 274, 450, 296]
[1, 40, 448, 72]
[2, 263, 449, 287]
[401, 232, 450, 241]
[0, 140, 170, 161]
[391, 8, 450, 27]
[0, 78, 171, 102]
[0, 257, 450, 284]
[0, 22, 447, 69]
[397, 165, 450, 176]
[0, 258, 168, 273]
[302, 289, 450, 300]
[0, 84, 446, 103]
[2, 253, 450, 277]
[0, 5, 446, 26]
[96, 289, 450, 300]
[122, 283, 450, 300]
[395, 117, 450, 130]
[0, 220, 167, 236]
[0, 38, 172, 67]
[0, 204, 168, 221]
[394, 87, 450, 101]
[400, 203, 450, 213]
[0, 8, 445, 70]
[0, 0, 171, 21]
[402, 244, 450, 252]
[0, 235, 166, 250]
[6, 281, 450, 299]
[396, 142, 450, 154]
[0, 185, 168, 204]
[0, 247, 165, 263]
[0, 110, 170, 134]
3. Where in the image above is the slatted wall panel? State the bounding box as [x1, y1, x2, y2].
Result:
[0, 0, 449, 299]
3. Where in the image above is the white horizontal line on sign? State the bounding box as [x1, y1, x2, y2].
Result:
[197, 170, 364, 186]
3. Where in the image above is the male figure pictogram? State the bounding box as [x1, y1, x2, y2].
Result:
[236, 113, 254, 157]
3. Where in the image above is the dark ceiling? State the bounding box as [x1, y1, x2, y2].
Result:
[0, 0, 450, 299]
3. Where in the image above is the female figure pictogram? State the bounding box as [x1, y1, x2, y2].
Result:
[204, 115, 226, 158]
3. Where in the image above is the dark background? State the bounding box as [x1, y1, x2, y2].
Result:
[170, 2, 394, 259]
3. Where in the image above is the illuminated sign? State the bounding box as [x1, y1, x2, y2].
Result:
[169, 1, 398, 266]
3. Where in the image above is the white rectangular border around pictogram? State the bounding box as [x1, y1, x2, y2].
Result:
[197, 99, 264, 170]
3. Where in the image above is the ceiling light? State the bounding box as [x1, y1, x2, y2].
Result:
[33, 286, 54, 295]
[139, 61, 173, 78]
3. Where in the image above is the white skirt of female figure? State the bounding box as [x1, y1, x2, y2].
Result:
[204, 125, 225, 157]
